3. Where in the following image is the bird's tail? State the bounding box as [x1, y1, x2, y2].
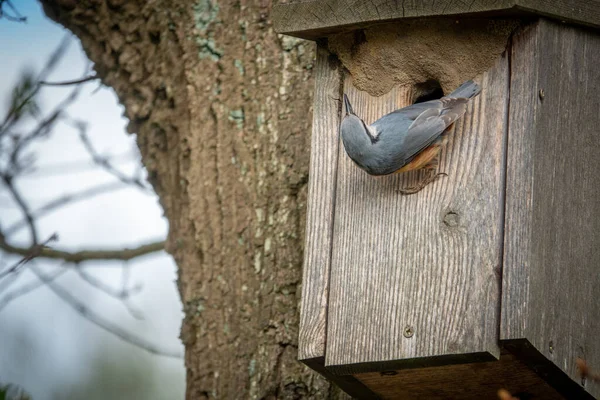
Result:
[447, 80, 481, 99]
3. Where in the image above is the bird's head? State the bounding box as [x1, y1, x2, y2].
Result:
[341, 94, 377, 146]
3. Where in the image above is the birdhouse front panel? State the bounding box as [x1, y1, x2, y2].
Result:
[325, 52, 510, 374]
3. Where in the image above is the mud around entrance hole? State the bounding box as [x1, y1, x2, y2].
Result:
[328, 18, 521, 96]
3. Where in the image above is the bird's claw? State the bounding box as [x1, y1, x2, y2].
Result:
[397, 171, 447, 195]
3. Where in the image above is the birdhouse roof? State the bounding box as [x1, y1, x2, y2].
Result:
[273, 0, 600, 40]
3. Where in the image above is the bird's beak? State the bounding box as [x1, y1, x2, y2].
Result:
[343, 94, 353, 115]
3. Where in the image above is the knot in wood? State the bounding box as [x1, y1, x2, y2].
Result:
[443, 211, 460, 227]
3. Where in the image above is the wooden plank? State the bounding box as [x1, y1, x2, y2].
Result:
[298, 45, 343, 362]
[272, 0, 600, 40]
[303, 357, 380, 399]
[354, 349, 566, 399]
[501, 18, 600, 398]
[325, 51, 510, 374]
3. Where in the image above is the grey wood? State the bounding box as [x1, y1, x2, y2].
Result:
[501, 19, 600, 398]
[325, 54, 509, 375]
[272, 0, 600, 40]
[298, 45, 343, 362]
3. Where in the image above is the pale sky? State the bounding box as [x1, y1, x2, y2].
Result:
[0, 2, 185, 399]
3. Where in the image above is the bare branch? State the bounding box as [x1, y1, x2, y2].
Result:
[0, 237, 165, 263]
[1, 174, 39, 243]
[77, 127, 149, 190]
[0, 0, 27, 22]
[0, 268, 67, 311]
[0, 234, 58, 280]
[37, 35, 72, 82]
[76, 267, 143, 300]
[7, 110, 61, 169]
[39, 75, 99, 86]
[0, 259, 24, 294]
[0, 36, 176, 359]
[4, 182, 130, 236]
[0, 36, 71, 133]
[2, 78, 82, 180]
[22, 151, 138, 177]
[76, 267, 145, 320]
[29, 262, 183, 358]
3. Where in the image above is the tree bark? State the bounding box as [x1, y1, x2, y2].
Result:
[40, 0, 341, 398]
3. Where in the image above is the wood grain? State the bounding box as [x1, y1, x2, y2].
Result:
[298, 45, 343, 362]
[355, 349, 565, 399]
[272, 0, 600, 40]
[325, 52, 510, 374]
[501, 19, 600, 399]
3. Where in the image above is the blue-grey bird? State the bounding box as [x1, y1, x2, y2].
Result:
[341, 80, 481, 194]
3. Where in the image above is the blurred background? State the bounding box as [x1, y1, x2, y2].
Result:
[0, 1, 185, 399]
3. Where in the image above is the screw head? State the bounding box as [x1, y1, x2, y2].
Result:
[403, 325, 414, 338]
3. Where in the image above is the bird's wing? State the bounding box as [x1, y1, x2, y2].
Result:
[391, 97, 470, 161]
[372, 100, 443, 124]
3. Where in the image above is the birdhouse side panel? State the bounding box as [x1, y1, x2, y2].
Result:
[502, 19, 600, 398]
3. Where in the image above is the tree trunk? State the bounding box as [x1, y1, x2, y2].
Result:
[41, 0, 341, 398]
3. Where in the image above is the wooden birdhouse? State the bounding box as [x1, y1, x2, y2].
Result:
[273, 1, 600, 399]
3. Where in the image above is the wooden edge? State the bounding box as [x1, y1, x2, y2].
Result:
[501, 18, 600, 399]
[325, 352, 498, 376]
[298, 44, 343, 361]
[272, 1, 600, 40]
[354, 347, 565, 399]
[502, 339, 594, 400]
[515, 0, 600, 31]
[302, 357, 380, 399]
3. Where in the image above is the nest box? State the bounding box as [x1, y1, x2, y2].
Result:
[274, 1, 600, 399]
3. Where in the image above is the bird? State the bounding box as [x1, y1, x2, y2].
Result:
[340, 80, 481, 194]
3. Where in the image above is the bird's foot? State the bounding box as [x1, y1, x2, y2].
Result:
[397, 171, 447, 195]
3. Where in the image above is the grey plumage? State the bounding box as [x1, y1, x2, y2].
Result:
[340, 80, 481, 176]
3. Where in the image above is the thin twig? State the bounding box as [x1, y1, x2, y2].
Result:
[77, 127, 149, 190]
[0, 35, 176, 359]
[0, 234, 58, 280]
[39, 75, 99, 86]
[1, 174, 39, 243]
[29, 262, 183, 358]
[0, 237, 165, 263]
[0, 36, 71, 132]
[37, 35, 72, 82]
[22, 151, 138, 177]
[4, 182, 131, 236]
[0, 0, 27, 22]
[0, 260, 23, 294]
[76, 267, 144, 320]
[3, 80, 82, 177]
[0, 267, 67, 311]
